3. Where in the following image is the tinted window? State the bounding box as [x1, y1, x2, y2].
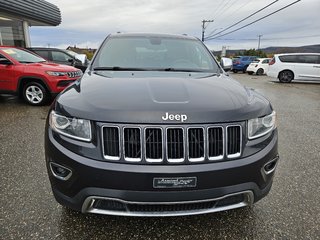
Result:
[242, 57, 249, 61]
[297, 55, 318, 64]
[279, 55, 299, 63]
[33, 50, 49, 60]
[94, 36, 218, 72]
[52, 51, 71, 62]
[262, 59, 269, 64]
[278, 55, 320, 64]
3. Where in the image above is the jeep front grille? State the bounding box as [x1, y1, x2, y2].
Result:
[67, 70, 82, 78]
[101, 124, 242, 164]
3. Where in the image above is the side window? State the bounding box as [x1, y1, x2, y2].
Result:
[34, 50, 49, 60]
[279, 55, 298, 63]
[298, 55, 318, 64]
[52, 51, 71, 62]
[242, 57, 249, 61]
[262, 59, 269, 64]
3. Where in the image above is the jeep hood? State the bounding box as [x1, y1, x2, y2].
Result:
[54, 72, 272, 123]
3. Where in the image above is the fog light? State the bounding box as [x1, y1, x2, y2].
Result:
[49, 162, 72, 180]
[263, 156, 279, 175]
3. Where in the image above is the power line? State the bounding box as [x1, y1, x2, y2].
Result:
[204, 0, 279, 40]
[210, 0, 228, 19]
[214, 0, 253, 25]
[213, 0, 235, 19]
[205, 0, 302, 41]
[207, 34, 320, 41]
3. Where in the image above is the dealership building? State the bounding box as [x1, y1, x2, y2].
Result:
[0, 0, 61, 47]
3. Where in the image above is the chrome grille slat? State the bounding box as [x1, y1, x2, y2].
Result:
[102, 126, 120, 160]
[145, 128, 163, 162]
[167, 128, 184, 163]
[123, 127, 142, 161]
[208, 127, 224, 160]
[102, 124, 242, 163]
[227, 125, 241, 158]
[188, 128, 205, 162]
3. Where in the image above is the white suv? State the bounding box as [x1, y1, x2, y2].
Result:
[267, 53, 320, 83]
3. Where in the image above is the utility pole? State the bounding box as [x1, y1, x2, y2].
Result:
[257, 34, 263, 50]
[201, 19, 214, 42]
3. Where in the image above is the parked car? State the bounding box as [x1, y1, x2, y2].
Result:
[232, 56, 258, 73]
[247, 58, 271, 75]
[45, 33, 278, 217]
[267, 53, 320, 83]
[27, 47, 88, 72]
[0, 46, 82, 105]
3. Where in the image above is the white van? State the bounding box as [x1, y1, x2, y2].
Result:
[267, 53, 320, 83]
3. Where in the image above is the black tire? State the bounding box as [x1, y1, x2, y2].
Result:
[256, 68, 264, 75]
[22, 82, 49, 106]
[278, 70, 294, 83]
[232, 69, 238, 73]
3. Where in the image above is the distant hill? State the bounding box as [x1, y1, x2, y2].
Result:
[212, 44, 320, 56]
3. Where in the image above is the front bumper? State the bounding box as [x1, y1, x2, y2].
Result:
[45, 128, 278, 216]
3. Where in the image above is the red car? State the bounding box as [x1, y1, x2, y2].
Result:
[0, 46, 82, 105]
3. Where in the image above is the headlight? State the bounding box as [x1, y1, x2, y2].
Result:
[49, 110, 91, 141]
[248, 111, 276, 139]
[46, 71, 67, 76]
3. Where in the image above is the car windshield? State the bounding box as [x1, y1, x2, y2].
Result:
[92, 36, 219, 73]
[2, 48, 46, 63]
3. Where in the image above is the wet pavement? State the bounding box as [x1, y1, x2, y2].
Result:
[0, 74, 319, 239]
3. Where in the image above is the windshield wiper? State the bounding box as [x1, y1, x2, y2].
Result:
[162, 68, 212, 73]
[93, 66, 148, 71]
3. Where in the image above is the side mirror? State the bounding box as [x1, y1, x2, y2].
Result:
[0, 57, 12, 65]
[75, 54, 87, 66]
[220, 57, 232, 72]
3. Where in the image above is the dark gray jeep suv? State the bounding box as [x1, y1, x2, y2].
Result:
[45, 33, 279, 216]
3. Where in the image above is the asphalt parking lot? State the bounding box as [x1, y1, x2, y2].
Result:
[0, 73, 319, 240]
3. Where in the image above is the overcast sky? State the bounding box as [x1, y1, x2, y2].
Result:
[30, 0, 320, 51]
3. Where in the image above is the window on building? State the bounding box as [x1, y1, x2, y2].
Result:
[0, 19, 25, 47]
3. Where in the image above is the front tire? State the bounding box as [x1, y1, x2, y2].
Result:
[278, 70, 294, 83]
[23, 82, 49, 106]
[232, 69, 238, 73]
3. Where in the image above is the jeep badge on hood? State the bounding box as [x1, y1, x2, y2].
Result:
[162, 112, 188, 122]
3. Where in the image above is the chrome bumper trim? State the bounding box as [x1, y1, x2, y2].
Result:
[81, 190, 254, 217]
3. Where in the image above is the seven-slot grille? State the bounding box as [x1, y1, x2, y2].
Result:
[67, 71, 82, 78]
[102, 125, 242, 164]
